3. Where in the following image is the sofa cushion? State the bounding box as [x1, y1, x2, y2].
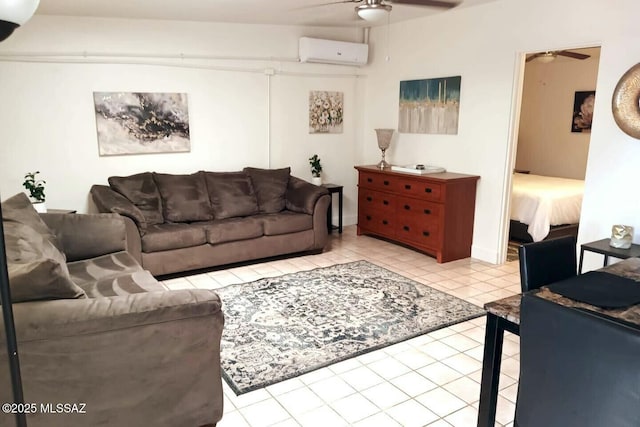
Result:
[204, 171, 259, 219]
[258, 211, 313, 236]
[109, 172, 164, 225]
[4, 221, 86, 302]
[201, 217, 263, 245]
[243, 167, 291, 214]
[154, 172, 213, 222]
[69, 252, 164, 297]
[141, 223, 207, 253]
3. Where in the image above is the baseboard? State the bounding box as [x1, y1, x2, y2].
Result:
[471, 244, 500, 264]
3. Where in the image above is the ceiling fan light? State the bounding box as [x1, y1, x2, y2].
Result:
[0, 0, 39, 42]
[356, 4, 391, 22]
[537, 52, 555, 63]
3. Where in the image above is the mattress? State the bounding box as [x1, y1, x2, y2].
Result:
[511, 173, 585, 242]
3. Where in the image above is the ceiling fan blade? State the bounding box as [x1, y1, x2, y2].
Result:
[556, 50, 590, 60]
[526, 53, 543, 62]
[293, 0, 362, 10]
[388, 0, 460, 8]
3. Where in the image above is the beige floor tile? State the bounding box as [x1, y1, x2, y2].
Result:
[275, 387, 324, 416]
[339, 366, 385, 391]
[389, 371, 438, 397]
[294, 405, 348, 427]
[353, 412, 401, 427]
[386, 399, 440, 426]
[307, 376, 356, 403]
[329, 393, 379, 424]
[239, 399, 290, 426]
[360, 382, 409, 409]
[416, 387, 467, 418]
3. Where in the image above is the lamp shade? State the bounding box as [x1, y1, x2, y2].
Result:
[356, 4, 391, 22]
[0, 0, 39, 41]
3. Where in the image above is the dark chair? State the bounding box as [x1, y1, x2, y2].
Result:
[518, 235, 577, 292]
[515, 294, 640, 427]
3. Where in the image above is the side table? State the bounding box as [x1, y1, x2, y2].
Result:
[321, 183, 343, 234]
[578, 238, 640, 273]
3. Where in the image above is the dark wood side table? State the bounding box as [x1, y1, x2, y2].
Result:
[578, 238, 640, 273]
[322, 183, 343, 234]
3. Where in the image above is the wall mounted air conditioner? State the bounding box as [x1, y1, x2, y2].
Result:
[299, 37, 369, 66]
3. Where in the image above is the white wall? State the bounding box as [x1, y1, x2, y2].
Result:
[0, 16, 363, 225]
[515, 52, 599, 180]
[362, 0, 640, 265]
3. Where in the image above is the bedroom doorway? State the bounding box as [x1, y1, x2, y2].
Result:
[502, 46, 601, 262]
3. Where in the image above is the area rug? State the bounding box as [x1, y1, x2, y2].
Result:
[507, 241, 521, 262]
[216, 260, 485, 395]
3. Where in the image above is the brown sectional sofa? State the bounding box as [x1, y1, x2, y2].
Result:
[0, 193, 224, 427]
[90, 167, 331, 276]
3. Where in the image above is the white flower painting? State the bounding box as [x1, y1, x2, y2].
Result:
[94, 92, 190, 156]
[309, 91, 343, 134]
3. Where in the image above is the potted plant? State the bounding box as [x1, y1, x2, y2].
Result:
[309, 154, 323, 185]
[23, 171, 46, 213]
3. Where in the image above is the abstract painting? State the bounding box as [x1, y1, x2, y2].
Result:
[94, 92, 190, 155]
[309, 90, 343, 134]
[571, 91, 595, 133]
[399, 76, 461, 134]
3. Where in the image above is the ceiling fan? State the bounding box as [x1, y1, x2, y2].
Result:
[526, 50, 591, 63]
[309, 0, 460, 22]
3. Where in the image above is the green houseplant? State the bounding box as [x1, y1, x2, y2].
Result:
[308, 154, 323, 185]
[23, 171, 46, 212]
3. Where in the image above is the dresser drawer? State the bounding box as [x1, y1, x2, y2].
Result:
[396, 198, 442, 224]
[396, 216, 440, 248]
[359, 189, 396, 215]
[358, 171, 398, 192]
[358, 211, 395, 238]
[395, 178, 443, 202]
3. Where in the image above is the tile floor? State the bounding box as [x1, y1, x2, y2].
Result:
[162, 226, 521, 427]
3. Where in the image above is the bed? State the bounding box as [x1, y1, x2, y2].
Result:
[510, 173, 585, 242]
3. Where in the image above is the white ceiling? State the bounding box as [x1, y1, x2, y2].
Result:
[35, 0, 497, 28]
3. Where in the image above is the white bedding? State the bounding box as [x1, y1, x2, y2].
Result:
[510, 173, 584, 242]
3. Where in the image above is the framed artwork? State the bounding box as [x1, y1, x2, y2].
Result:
[94, 92, 190, 156]
[571, 91, 595, 133]
[398, 76, 461, 134]
[309, 90, 343, 134]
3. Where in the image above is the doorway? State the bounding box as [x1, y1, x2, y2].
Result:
[502, 46, 601, 262]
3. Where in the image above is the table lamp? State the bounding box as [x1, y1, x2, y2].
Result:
[375, 128, 394, 169]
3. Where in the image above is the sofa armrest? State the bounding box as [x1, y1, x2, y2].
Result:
[90, 184, 147, 232]
[40, 213, 126, 262]
[285, 175, 330, 215]
[8, 289, 222, 342]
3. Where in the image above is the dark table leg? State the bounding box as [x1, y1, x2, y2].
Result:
[603, 254, 609, 267]
[338, 187, 343, 234]
[578, 248, 585, 274]
[477, 314, 519, 427]
[326, 197, 333, 234]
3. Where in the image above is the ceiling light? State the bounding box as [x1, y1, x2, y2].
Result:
[356, 4, 392, 22]
[0, 0, 40, 42]
[537, 52, 556, 63]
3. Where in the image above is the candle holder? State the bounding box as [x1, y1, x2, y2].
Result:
[375, 128, 394, 169]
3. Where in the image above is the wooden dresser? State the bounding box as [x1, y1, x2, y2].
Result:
[355, 165, 480, 263]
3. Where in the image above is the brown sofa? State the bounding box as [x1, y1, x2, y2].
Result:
[90, 167, 330, 276]
[0, 193, 224, 427]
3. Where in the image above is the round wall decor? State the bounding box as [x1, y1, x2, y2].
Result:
[612, 62, 640, 139]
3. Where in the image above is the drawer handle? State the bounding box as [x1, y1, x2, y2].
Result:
[424, 209, 431, 215]
[404, 204, 411, 210]
[404, 184, 412, 190]
[366, 196, 372, 202]
[366, 215, 372, 220]
[367, 177, 373, 183]
[403, 225, 410, 231]
[383, 180, 390, 186]
[382, 220, 388, 225]
[425, 188, 432, 193]
[423, 231, 430, 237]
[383, 200, 389, 205]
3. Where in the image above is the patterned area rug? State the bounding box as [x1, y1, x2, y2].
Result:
[216, 260, 485, 395]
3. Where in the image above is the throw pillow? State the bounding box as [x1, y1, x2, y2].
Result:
[109, 172, 164, 225]
[4, 221, 86, 302]
[153, 172, 213, 222]
[2, 192, 59, 247]
[243, 167, 291, 214]
[204, 172, 259, 219]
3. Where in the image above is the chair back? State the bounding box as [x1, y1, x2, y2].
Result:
[516, 294, 640, 427]
[518, 235, 577, 292]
